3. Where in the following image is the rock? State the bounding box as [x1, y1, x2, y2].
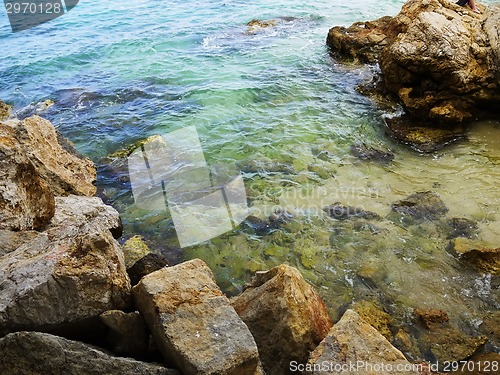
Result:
[0, 229, 40, 256]
[0, 195, 131, 336]
[306, 309, 417, 375]
[414, 308, 449, 329]
[246, 19, 278, 34]
[14, 115, 96, 196]
[391, 191, 448, 221]
[445, 217, 479, 239]
[384, 116, 467, 153]
[326, 16, 395, 63]
[100, 310, 150, 359]
[380, 0, 500, 123]
[352, 301, 394, 340]
[231, 264, 332, 375]
[127, 253, 169, 286]
[0, 331, 179, 375]
[133, 259, 260, 375]
[323, 202, 380, 221]
[245, 210, 294, 236]
[123, 235, 152, 268]
[449, 352, 500, 375]
[420, 326, 487, 363]
[0, 123, 55, 231]
[350, 143, 394, 163]
[0, 100, 12, 120]
[449, 238, 500, 274]
[479, 311, 500, 346]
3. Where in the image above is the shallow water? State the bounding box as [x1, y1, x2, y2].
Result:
[1, 0, 499, 360]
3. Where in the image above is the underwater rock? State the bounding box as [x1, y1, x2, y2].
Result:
[350, 143, 395, 163]
[352, 301, 394, 340]
[449, 352, 500, 375]
[133, 259, 261, 375]
[391, 191, 448, 221]
[0, 100, 12, 119]
[0, 331, 179, 375]
[323, 202, 381, 221]
[449, 238, 500, 274]
[231, 264, 332, 375]
[127, 253, 169, 286]
[0, 195, 131, 336]
[0, 123, 55, 231]
[245, 210, 294, 236]
[100, 310, 150, 360]
[238, 158, 295, 175]
[307, 309, 416, 375]
[384, 116, 467, 153]
[123, 235, 152, 268]
[414, 308, 449, 329]
[326, 16, 394, 64]
[445, 217, 479, 239]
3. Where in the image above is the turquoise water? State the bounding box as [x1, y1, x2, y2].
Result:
[1, 0, 499, 360]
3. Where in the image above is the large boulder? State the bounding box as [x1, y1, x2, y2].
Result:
[0, 331, 179, 375]
[327, 0, 500, 124]
[306, 309, 417, 375]
[231, 264, 332, 375]
[13, 115, 96, 196]
[133, 259, 261, 375]
[0, 123, 55, 231]
[0, 195, 131, 336]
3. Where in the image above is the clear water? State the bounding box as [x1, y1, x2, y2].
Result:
[1, 0, 499, 359]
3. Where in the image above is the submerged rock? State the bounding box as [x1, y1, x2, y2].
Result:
[352, 301, 394, 340]
[246, 19, 278, 34]
[0, 123, 55, 231]
[449, 238, 500, 274]
[123, 235, 152, 268]
[384, 116, 467, 153]
[350, 143, 394, 163]
[445, 217, 479, 239]
[306, 309, 417, 375]
[414, 308, 449, 329]
[391, 191, 448, 221]
[0, 195, 131, 336]
[231, 264, 332, 375]
[133, 259, 261, 375]
[323, 202, 380, 221]
[0, 331, 178, 375]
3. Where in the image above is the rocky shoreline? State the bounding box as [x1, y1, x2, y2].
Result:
[327, 0, 500, 152]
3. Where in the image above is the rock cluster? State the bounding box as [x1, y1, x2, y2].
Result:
[327, 0, 500, 147]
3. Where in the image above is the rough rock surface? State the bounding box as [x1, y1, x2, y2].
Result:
[14, 115, 96, 196]
[0, 123, 55, 231]
[231, 264, 332, 375]
[307, 309, 417, 374]
[0, 331, 179, 375]
[449, 238, 500, 274]
[0, 195, 131, 336]
[327, 0, 500, 123]
[0, 229, 40, 257]
[0, 100, 12, 119]
[133, 259, 261, 375]
[100, 310, 150, 359]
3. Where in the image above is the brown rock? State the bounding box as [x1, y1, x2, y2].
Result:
[353, 301, 394, 340]
[0, 123, 55, 231]
[0, 196, 131, 336]
[0, 100, 12, 120]
[415, 308, 449, 329]
[449, 352, 500, 375]
[0, 331, 179, 375]
[449, 238, 500, 274]
[133, 259, 260, 375]
[479, 311, 500, 347]
[14, 115, 96, 196]
[307, 309, 417, 374]
[231, 264, 332, 375]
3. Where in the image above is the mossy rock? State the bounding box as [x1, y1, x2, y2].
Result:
[108, 135, 163, 159]
[122, 235, 152, 268]
[352, 300, 394, 340]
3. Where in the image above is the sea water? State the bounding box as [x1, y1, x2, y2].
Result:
[1, 0, 499, 359]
